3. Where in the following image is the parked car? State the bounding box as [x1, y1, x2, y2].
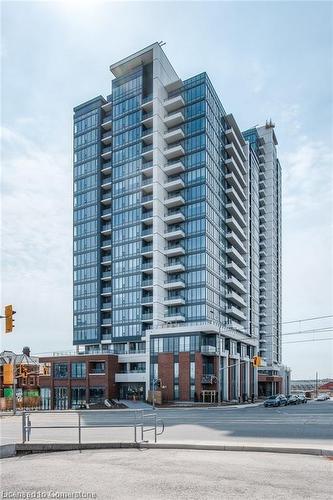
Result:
[286, 394, 299, 405]
[317, 393, 330, 401]
[264, 395, 287, 407]
[297, 394, 307, 404]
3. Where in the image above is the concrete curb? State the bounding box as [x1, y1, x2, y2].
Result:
[0, 444, 16, 459]
[4, 442, 332, 458]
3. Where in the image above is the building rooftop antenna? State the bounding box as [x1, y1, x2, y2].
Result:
[159, 41, 166, 47]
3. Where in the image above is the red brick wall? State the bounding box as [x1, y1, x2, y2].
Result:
[158, 353, 174, 401]
[195, 353, 203, 401]
[179, 352, 190, 401]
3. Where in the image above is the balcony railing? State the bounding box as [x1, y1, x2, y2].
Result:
[101, 239, 112, 247]
[142, 127, 153, 137]
[142, 160, 153, 170]
[142, 94, 153, 104]
[102, 176, 112, 185]
[142, 261, 153, 269]
[142, 210, 153, 219]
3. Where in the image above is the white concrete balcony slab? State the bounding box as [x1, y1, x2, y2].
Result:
[259, 179, 266, 190]
[118, 353, 146, 364]
[101, 303, 112, 312]
[101, 288, 112, 297]
[164, 177, 185, 192]
[225, 187, 246, 214]
[141, 263, 153, 274]
[225, 127, 246, 162]
[164, 193, 185, 208]
[101, 210, 111, 221]
[164, 313, 185, 323]
[226, 275, 246, 295]
[115, 372, 146, 383]
[164, 210, 185, 224]
[226, 202, 246, 227]
[141, 245, 153, 257]
[101, 101, 112, 112]
[101, 163, 112, 175]
[101, 149, 112, 160]
[164, 228, 185, 241]
[164, 160, 185, 176]
[141, 113, 153, 127]
[101, 117, 112, 130]
[201, 345, 217, 356]
[227, 305, 246, 321]
[141, 194, 153, 209]
[141, 278, 153, 290]
[101, 132, 112, 145]
[226, 246, 246, 268]
[141, 229, 153, 242]
[164, 279, 185, 290]
[141, 144, 153, 160]
[164, 94, 185, 113]
[164, 297, 185, 306]
[164, 262, 185, 273]
[164, 144, 185, 160]
[164, 127, 185, 144]
[101, 239, 112, 250]
[226, 291, 246, 308]
[101, 272, 112, 281]
[141, 95, 153, 111]
[226, 217, 246, 241]
[226, 231, 246, 254]
[101, 256, 112, 266]
[164, 111, 185, 128]
[141, 178, 153, 193]
[225, 145, 246, 176]
[101, 194, 112, 206]
[164, 244, 185, 257]
[101, 225, 112, 236]
[225, 172, 246, 201]
[141, 130, 153, 144]
[226, 261, 246, 281]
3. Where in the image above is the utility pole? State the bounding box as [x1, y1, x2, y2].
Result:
[315, 371, 318, 399]
[217, 329, 221, 405]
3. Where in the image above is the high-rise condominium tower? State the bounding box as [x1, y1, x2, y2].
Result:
[73, 43, 282, 401]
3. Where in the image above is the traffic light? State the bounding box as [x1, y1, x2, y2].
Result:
[4, 305, 16, 334]
[3, 364, 14, 384]
[252, 355, 262, 368]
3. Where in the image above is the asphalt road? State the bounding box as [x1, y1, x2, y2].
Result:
[1, 400, 332, 449]
[2, 449, 333, 499]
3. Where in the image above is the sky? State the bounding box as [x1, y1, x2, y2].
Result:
[1, 0, 332, 379]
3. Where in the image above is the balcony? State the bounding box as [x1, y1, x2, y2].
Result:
[164, 226, 185, 241]
[226, 261, 246, 281]
[225, 143, 246, 175]
[141, 111, 153, 126]
[164, 312, 185, 323]
[101, 302, 112, 311]
[164, 277, 185, 290]
[142, 295, 153, 305]
[101, 146, 112, 160]
[102, 115, 112, 130]
[226, 202, 246, 228]
[226, 275, 246, 295]
[226, 217, 246, 241]
[101, 239, 112, 249]
[227, 306, 246, 321]
[164, 295, 185, 306]
[101, 255, 112, 266]
[164, 176, 185, 192]
[164, 126, 185, 144]
[101, 192, 112, 205]
[142, 127, 153, 144]
[164, 143, 185, 160]
[141, 227, 153, 241]
[102, 130, 112, 145]
[164, 94, 185, 112]
[164, 261, 185, 273]
[101, 271, 111, 281]
[225, 187, 246, 214]
[201, 375, 216, 384]
[225, 172, 246, 200]
[226, 231, 246, 254]
[142, 160, 153, 176]
[226, 291, 246, 308]
[101, 177, 112, 191]
[102, 318, 112, 326]
[101, 161, 112, 175]
[101, 223, 111, 235]
[141, 193, 153, 209]
[141, 143, 153, 160]
[164, 208, 185, 224]
[225, 127, 246, 162]
[142, 260, 153, 273]
[164, 243, 185, 257]
[142, 312, 153, 321]
[164, 192, 185, 208]
[141, 243, 153, 256]
[141, 277, 153, 289]
[164, 110, 185, 128]
[226, 246, 246, 268]
[101, 101, 112, 112]
[141, 94, 153, 110]
[101, 208, 111, 221]
[101, 287, 112, 296]
[201, 345, 217, 355]
[142, 209, 153, 223]
[141, 177, 153, 193]
[164, 160, 185, 176]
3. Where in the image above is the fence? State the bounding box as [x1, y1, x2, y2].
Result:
[22, 409, 164, 445]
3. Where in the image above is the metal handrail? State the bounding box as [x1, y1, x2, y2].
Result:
[22, 409, 164, 445]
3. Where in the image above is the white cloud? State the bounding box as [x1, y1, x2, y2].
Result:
[1, 126, 73, 354]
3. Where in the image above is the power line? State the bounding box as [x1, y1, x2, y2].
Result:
[282, 314, 333, 325]
[283, 337, 333, 344]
